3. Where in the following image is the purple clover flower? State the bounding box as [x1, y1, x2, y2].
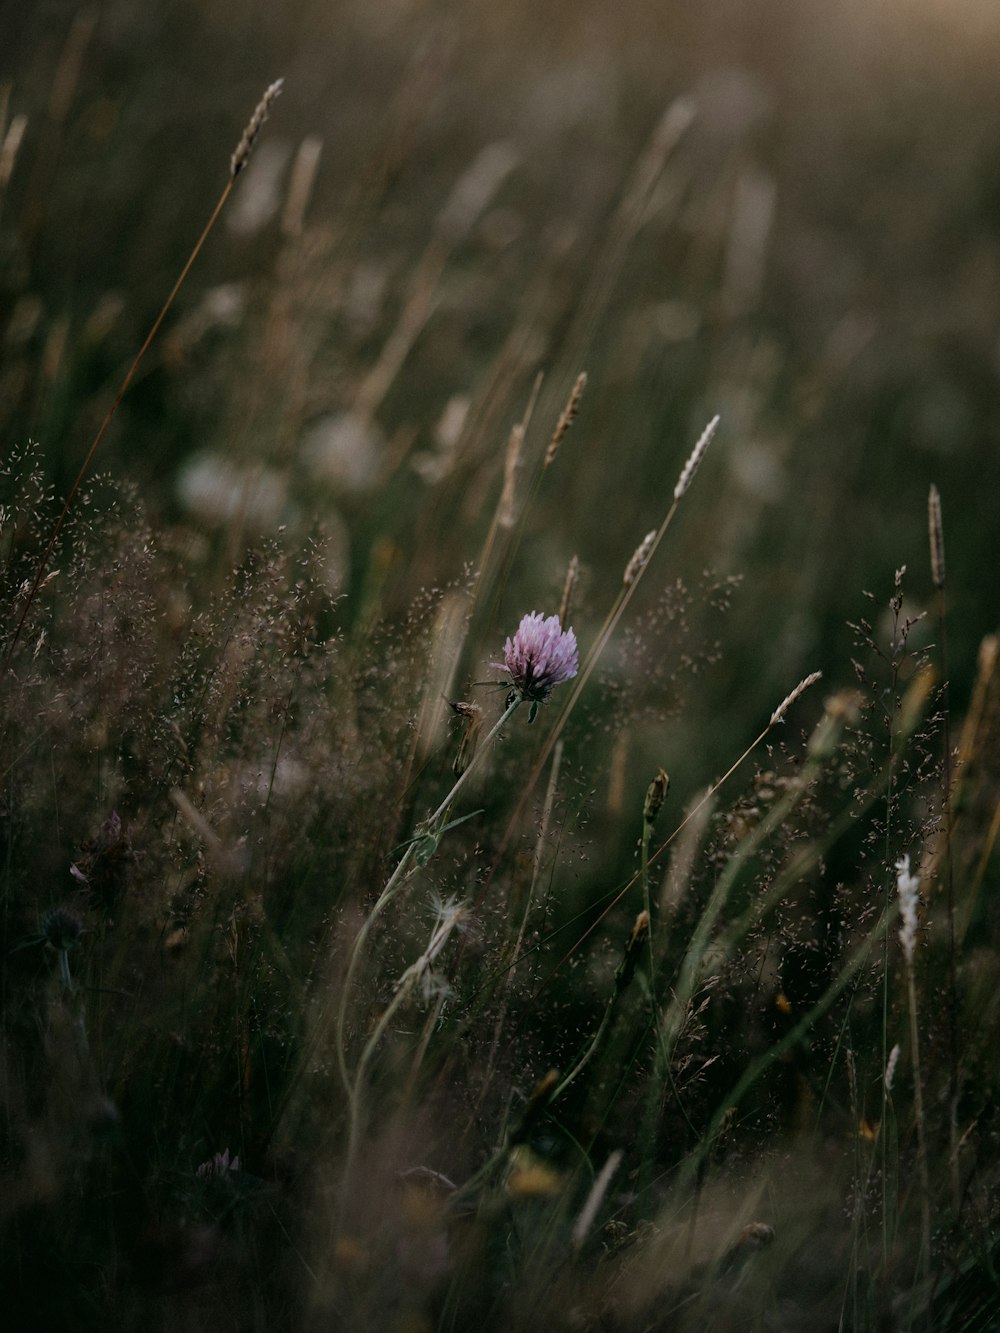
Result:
[494, 612, 578, 705]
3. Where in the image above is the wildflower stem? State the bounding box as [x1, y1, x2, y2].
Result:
[426, 696, 521, 828]
[342, 980, 413, 1192]
[479, 418, 718, 912]
[552, 999, 616, 1103]
[335, 698, 520, 1105]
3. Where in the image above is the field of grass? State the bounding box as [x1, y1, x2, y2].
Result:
[2, 3, 999, 1329]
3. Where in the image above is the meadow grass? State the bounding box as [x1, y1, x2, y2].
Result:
[2, 35, 1000, 1333]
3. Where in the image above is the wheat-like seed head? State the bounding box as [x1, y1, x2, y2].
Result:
[673, 414, 720, 499]
[559, 554, 580, 630]
[497, 422, 525, 529]
[231, 79, 284, 178]
[769, 671, 822, 727]
[623, 530, 656, 586]
[545, 372, 587, 468]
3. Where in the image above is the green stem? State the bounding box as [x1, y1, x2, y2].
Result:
[552, 995, 616, 1102]
[335, 698, 520, 1129]
[342, 980, 413, 1191]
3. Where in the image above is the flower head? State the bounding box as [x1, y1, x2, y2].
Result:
[494, 612, 578, 704]
[43, 906, 84, 952]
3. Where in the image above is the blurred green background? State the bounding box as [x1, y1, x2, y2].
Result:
[3, 0, 998, 783]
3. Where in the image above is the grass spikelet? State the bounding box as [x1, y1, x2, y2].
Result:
[544, 371, 587, 468]
[497, 421, 525, 529]
[571, 1149, 623, 1251]
[769, 670, 822, 726]
[623, 529, 656, 586]
[643, 767, 670, 826]
[558, 554, 579, 629]
[673, 413, 719, 499]
[231, 79, 285, 178]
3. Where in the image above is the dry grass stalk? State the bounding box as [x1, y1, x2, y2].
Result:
[437, 140, 519, 241]
[548, 663, 823, 982]
[673, 414, 720, 500]
[544, 372, 587, 468]
[6, 83, 287, 662]
[231, 79, 285, 177]
[558, 554, 579, 630]
[0, 112, 27, 194]
[660, 787, 715, 917]
[497, 422, 525, 529]
[281, 134, 323, 237]
[624, 530, 656, 586]
[770, 671, 822, 727]
[48, 11, 96, 125]
[465, 374, 543, 622]
[414, 591, 469, 763]
[355, 144, 518, 423]
[530, 738, 564, 897]
[571, 1149, 623, 1250]
[928, 483, 945, 589]
[550, 97, 695, 388]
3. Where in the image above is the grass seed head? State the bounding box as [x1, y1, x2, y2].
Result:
[770, 671, 822, 727]
[643, 767, 670, 826]
[673, 414, 720, 499]
[624, 530, 657, 586]
[231, 79, 284, 178]
[545, 372, 587, 468]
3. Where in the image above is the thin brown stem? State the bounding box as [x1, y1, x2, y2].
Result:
[5, 179, 237, 662]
